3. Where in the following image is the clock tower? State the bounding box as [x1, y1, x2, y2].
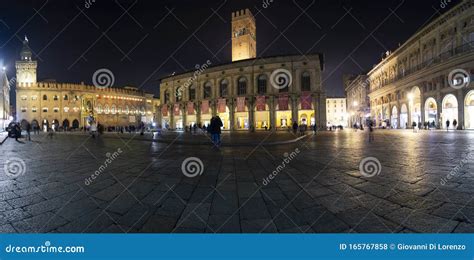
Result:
[15, 36, 37, 84]
[231, 9, 256, 62]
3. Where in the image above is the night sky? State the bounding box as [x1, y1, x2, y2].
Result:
[0, 0, 460, 98]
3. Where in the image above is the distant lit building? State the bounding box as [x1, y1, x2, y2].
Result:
[0, 65, 11, 130]
[326, 97, 347, 127]
[15, 37, 158, 130]
[345, 75, 370, 127]
[158, 9, 327, 131]
[368, 0, 474, 129]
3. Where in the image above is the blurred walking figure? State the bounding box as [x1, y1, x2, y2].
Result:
[368, 121, 374, 143]
[453, 119, 457, 130]
[446, 120, 450, 131]
[90, 122, 98, 138]
[25, 122, 31, 141]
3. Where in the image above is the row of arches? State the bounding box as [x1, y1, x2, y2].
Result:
[162, 100, 317, 130]
[377, 90, 474, 129]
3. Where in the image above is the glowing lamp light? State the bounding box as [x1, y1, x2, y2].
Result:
[353, 101, 358, 106]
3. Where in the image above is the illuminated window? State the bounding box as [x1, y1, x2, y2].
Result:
[21, 95, 27, 101]
[32, 107, 37, 112]
[32, 95, 37, 100]
[64, 107, 70, 113]
[21, 107, 27, 112]
[53, 107, 59, 113]
[42, 107, 48, 112]
[73, 107, 79, 112]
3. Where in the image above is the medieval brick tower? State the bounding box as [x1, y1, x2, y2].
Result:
[231, 9, 256, 62]
[15, 36, 37, 84]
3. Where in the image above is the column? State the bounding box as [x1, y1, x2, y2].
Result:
[457, 89, 464, 130]
[196, 101, 201, 125]
[420, 96, 426, 125]
[211, 100, 217, 117]
[269, 96, 276, 132]
[229, 99, 235, 131]
[169, 104, 174, 130]
[181, 103, 187, 130]
[318, 93, 327, 128]
[436, 93, 442, 129]
[291, 94, 298, 124]
[313, 95, 319, 128]
[248, 96, 255, 132]
[396, 100, 401, 129]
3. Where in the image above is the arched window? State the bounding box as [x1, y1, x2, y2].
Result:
[97, 104, 102, 113]
[53, 95, 59, 101]
[104, 105, 110, 114]
[237, 77, 247, 96]
[301, 71, 311, 91]
[189, 84, 196, 101]
[203, 82, 212, 99]
[220, 79, 228, 97]
[257, 74, 267, 95]
[64, 95, 69, 100]
[111, 105, 116, 114]
[43, 95, 48, 101]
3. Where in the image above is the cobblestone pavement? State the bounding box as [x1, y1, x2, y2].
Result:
[0, 129, 473, 233]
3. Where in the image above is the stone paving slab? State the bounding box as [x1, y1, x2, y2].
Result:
[0, 130, 473, 233]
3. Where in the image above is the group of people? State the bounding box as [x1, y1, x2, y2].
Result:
[290, 121, 318, 136]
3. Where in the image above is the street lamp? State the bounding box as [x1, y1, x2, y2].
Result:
[353, 101, 358, 107]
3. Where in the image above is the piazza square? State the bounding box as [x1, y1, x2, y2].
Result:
[0, 0, 473, 236]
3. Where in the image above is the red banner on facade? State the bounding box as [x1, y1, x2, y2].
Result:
[161, 105, 168, 117]
[256, 96, 266, 111]
[237, 97, 246, 112]
[201, 100, 209, 114]
[187, 102, 194, 115]
[218, 98, 226, 113]
[301, 92, 312, 110]
[174, 103, 180, 116]
[278, 95, 289, 111]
